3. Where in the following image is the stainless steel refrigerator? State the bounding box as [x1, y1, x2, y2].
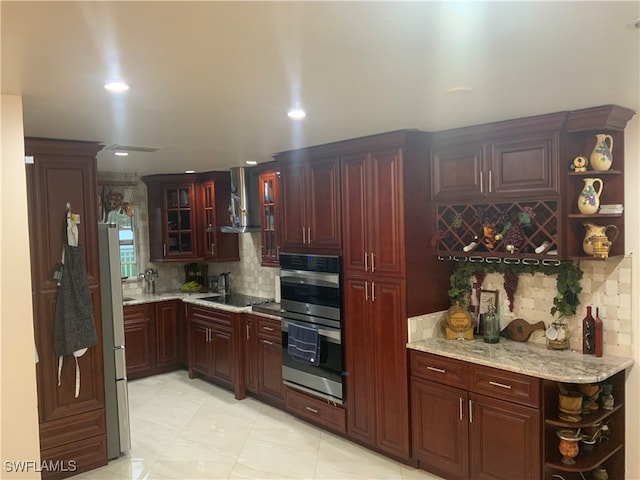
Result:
[98, 223, 131, 459]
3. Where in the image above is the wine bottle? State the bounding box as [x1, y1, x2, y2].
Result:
[595, 307, 604, 357]
[582, 306, 595, 354]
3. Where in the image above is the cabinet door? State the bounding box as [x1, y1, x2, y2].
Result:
[344, 277, 376, 447]
[244, 315, 259, 394]
[489, 132, 560, 198]
[258, 337, 285, 404]
[341, 153, 368, 275]
[163, 183, 197, 259]
[469, 393, 540, 480]
[199, 180, 218, 260]
[411, 378, 469, 479]
[189, 320, 211, 377]
[210, 326, 234, 386]
[279, 162, 307, 251]
[259, 171, 280, 266]
[370, 278, 410, 460]
[431, 142, 486, 202]
[123, 304, 156, 379]
[306, 156, 342, 250]
[368, 148, 404, 277]
[155, 301, 179, 368]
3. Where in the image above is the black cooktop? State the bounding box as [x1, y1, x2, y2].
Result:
[199, 293, 275, 308]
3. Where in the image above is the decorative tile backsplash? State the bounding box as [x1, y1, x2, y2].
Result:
[409, 256, 633, 359]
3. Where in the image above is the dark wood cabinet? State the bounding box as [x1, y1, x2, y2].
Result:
[187, 305, 238, 395]
[259, 169, 280, 266]
[431, 141, 486, 202]
[123, 300, 181, 380]
[142, 172, 239, 262]
[285, 386, 346, 434]
[25, 138, 108, 478]
[410, 351, 541, 480]
[278, 153, 342, 253]
[242, 313, 284, 407]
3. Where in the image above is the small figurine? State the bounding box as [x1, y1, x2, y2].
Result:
[571, 155, 588, 172]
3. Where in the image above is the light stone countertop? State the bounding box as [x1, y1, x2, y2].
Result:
[407, 338, 634, 383]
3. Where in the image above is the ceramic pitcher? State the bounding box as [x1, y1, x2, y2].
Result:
[577, 178, 603, 214]
[582, 222, 619, 256]
[589, 134, 614, 171]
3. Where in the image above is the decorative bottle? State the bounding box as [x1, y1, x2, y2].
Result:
[483, 302, 500, 344]
[582, 306, 595, 354]
[594, 307, 604, 358]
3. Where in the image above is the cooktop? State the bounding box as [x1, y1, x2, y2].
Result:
[199, 293, 275, 308]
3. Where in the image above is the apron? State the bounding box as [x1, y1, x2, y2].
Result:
[53, 204, 97, 397]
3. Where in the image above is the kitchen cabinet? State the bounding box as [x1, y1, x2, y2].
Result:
[285, 386, 346, 435]
[123, 300, 182, 380]
[259, 169, 280, 266]
[198, 171, 240, 262]
[25, 137, 108, 478]
[542, 370, 625, 480]
[187, 305, 238, 395]
[410, 351, 541, 480]
[243, 313, 284, 406]
[278, 152, 342, 253]
[142, 172, 239, 262]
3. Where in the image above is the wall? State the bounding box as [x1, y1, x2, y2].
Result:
[0, 95, 41, 478]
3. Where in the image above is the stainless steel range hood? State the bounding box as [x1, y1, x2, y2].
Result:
[220, 166, 261, 233]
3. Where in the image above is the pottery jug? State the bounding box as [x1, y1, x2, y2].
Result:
[590, 134, 614, 171]
[577, 178, 603, 214]
[582, 223, 619, 256]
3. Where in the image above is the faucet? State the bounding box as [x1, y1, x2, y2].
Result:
[139, 268, 159, 294]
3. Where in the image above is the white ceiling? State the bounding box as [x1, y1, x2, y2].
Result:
[2, 1, 639, 176]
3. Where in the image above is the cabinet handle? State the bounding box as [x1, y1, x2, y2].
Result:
[262, 339, 274, 346]
[163, 243, 167, 256]
[371, 252, 375, 272]
[305, 406, 319, 414]
[479, 171, 483, 194]
[371, 282, 376, 302]
[307, 227, 311, 243]
[211, 243, 215, 255]
[364, 252, 368, 272]
[489, 381, 512, 390]
[468, 399, 473, 423]
[426, 366, 446, 374]
[302, 227, 306, 244]
[262, 326, 275, 332]
[246, 325, 250, 340]
[365, 281, 369, 301]
[489, 170, 493, 193]
[459, 397, 464, 421]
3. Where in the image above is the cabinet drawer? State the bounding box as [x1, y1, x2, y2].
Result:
[285, 387, 346, 434]
[257, 317, 281, 341]
[410, 351, 469, 389]
[469, 364, 540, 408]
[39, 408, 106, 451]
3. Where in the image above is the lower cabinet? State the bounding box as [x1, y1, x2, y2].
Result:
[410, 350, 541, 480]
[285, 386, 346, 434]
[243, 313, 284, 407]
[123, 300, 181, 380]
[187, 304, 238, 396]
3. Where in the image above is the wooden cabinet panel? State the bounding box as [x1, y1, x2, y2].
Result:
[409, 350, 469, 389]
[279, 161, 307, 250]
[123, 304, 156, 379]
[469, 393, 540, 480]
[431, 142, 486, 202]
[469, 364, 541, 408]
[39, 408, 106, 452]
[341, 154, 368, 274]
[155, 301, 179, 368]
[40, 434, 107, 480]
[411, 378, 469, 479]
[189, 319, 211, 377]
[259, 170, 280, 266]
[286, 386, 346, 434]
[258, 337, 284, 404]
[243, 315, 259, 394]
[198, 172, 239, 262]
[243, 314, 284, 406]
[210, 326, 233, 385]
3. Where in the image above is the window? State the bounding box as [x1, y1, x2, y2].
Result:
[107, 209, 137, 278]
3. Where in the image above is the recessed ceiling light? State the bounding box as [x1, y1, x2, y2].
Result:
[184, 170, 195, 174]
[245, 160, 258, 165]
[104, 81, 130, 92]
[114, 151, 128, 157]
[287, 107, 306, 120]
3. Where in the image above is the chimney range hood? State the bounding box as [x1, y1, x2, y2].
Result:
[220, 166, 261, 233]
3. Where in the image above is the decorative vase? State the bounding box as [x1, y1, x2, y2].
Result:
[590, 134, 614, 171]
[582, 222, 619, 256]
[577, 178, 603, 214]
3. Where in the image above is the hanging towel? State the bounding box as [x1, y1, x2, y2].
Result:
[287, 322, 320, 365]
[54, 205, 97, 397]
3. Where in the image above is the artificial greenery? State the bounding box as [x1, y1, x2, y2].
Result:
[448, 260, 583, 317]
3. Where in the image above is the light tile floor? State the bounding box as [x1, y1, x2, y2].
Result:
[75, 371, 444, 480]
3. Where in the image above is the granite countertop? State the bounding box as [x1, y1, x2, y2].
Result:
[407, 338, 634, 383]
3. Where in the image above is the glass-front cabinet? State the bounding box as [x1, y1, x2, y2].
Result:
[164, 184, 196, 257]
[259, 170, 279, 267]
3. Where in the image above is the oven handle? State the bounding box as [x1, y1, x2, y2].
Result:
[282, 319, 342, 344]
[280, 270, 339, 288]
[280, 310, 341, 329]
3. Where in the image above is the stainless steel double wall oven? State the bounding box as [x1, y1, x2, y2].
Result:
[279, 253, 344, 403]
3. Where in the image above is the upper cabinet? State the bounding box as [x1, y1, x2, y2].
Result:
[142, 172, 238, 262]
[278, 151, 341, 254]
[258, 167, 280, 267]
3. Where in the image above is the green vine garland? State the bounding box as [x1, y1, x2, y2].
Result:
[448, 260, 583, 318]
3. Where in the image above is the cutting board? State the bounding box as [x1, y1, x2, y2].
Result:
[500, 318, 545, 342]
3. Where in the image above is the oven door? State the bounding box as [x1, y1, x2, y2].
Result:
[281, 317, 344, 403]
[280, 269, 341, 320]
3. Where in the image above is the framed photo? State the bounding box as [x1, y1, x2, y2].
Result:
[479, 289, 499, 314]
